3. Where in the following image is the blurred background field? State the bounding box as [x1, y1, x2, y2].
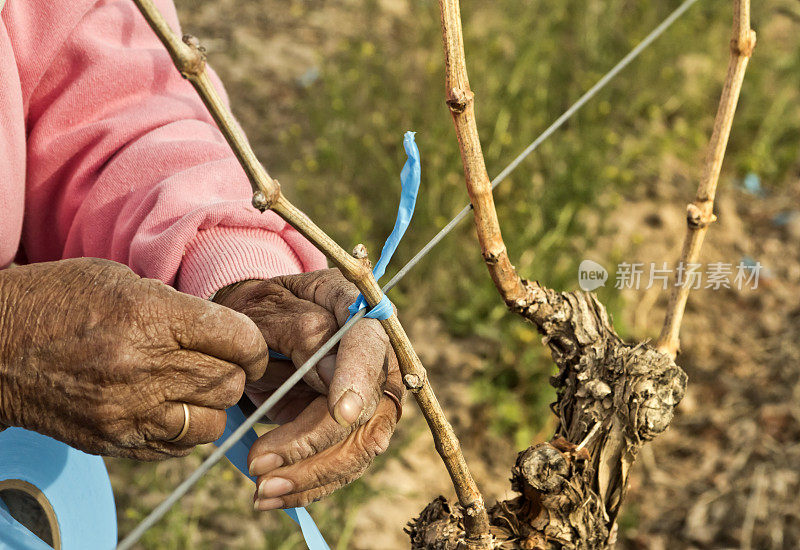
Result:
[109, 0, 800, 548]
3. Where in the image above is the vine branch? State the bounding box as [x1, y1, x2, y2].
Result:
[657, 0, 756, 358]
[437, 0, 529, 309]
[130, 0, 491, 543]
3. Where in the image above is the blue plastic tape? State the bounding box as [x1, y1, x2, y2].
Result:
[269, 350, 290, 361]
[217, 406, 329, 550]
[0, 428, 117, 549]
[348, 131, 421, 320]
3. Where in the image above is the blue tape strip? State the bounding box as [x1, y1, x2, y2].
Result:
[217, 406, 329, 550]
[348, 131, 421, 321]
[269, 350, 290, 361]
[353, 294, 393, 321]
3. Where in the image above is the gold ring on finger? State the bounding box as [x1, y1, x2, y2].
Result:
[167, 403, 191, 443]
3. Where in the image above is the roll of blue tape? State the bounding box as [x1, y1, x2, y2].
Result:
[0, 428, 117, 549]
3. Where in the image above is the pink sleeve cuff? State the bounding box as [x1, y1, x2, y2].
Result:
[176, 226, 306, 298]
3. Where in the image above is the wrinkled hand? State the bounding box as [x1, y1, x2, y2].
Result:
[0, 258, 267, 460]
[213, 269, 404, 510]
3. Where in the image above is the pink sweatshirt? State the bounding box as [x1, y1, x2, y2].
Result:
[0, 0, 326, 298]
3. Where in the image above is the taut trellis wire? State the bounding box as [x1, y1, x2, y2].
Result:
[118, 0, 714, 547]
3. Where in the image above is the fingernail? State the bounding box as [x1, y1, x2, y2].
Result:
[258, 477, 294, 499]
[248, 453, 283, 476]
[334, 390, 363, 427]
[254, 497, 284, 511]
[317, 355, 337, 386]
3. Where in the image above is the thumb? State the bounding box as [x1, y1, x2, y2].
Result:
[327, 318, 389, 427]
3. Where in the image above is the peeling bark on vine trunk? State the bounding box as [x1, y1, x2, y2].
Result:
[407, 287, 686, 549]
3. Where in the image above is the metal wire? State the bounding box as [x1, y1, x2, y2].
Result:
[118, 1, 699, 546]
